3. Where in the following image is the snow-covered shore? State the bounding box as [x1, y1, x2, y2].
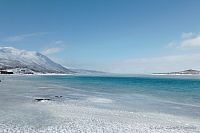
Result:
[0, 76, 200, 133]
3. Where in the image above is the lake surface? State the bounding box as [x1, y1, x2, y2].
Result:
[0, 75, 200, 132]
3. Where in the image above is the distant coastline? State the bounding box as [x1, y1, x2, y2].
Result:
[153, 69, 200, 75]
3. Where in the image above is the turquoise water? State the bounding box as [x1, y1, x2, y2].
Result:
[12, 75, 200, 118]
[24, 75, 200, 103]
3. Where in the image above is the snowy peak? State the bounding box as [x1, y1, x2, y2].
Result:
[0, 47, 73, 74]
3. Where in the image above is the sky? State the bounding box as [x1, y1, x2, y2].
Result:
[1, 0, 200, 74]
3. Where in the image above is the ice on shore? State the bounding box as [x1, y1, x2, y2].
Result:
[0, 100, 200, 133]
[0, 76, 200, 133]
[87, 97, 113, 104]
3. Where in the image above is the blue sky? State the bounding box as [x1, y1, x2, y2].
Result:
[1, 0, 200, 73]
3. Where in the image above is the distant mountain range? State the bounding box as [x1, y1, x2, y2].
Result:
[153, 69, 200, 75]
[0, 47, 74, 74]
[0, 47, 90, 74]
[69, 68, 107, 75]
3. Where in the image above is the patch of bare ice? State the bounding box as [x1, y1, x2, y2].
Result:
[87, 97, 113, 104]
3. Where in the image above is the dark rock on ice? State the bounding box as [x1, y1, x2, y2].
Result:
[55, 96, 63, 98]
[34, 98, 51, 102]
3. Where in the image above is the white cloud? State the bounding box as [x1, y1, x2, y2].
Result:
[41, 40, 65, 55]
[42, 47, 63, 55]
[180, 35, 200, 48]
[3, 32, 48, 42]
[168, 32, 200, 49]
[66, 53, 200, 74]
[103, 53, 200, 74]
[104, 32, 200, 74]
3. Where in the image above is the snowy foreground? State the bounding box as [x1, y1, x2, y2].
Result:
[0, 76, 200, 133]
[1, 102, 200, 133]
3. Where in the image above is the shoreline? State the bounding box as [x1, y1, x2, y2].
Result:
[0, 75, 200, 132]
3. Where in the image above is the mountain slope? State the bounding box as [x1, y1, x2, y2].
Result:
[70, 68, 108, 75]
[0, 47, 73, 74]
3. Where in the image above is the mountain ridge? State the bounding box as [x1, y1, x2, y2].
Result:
[0, 47, 73, 74]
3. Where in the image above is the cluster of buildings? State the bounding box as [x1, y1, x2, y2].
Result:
[0, 68, 34, 75]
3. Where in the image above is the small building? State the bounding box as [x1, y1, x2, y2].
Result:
[0, 71, 14, 74]
[20, 69, 34, 74]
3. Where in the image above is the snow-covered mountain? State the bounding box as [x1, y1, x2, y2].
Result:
[0, 47, 73, 74]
